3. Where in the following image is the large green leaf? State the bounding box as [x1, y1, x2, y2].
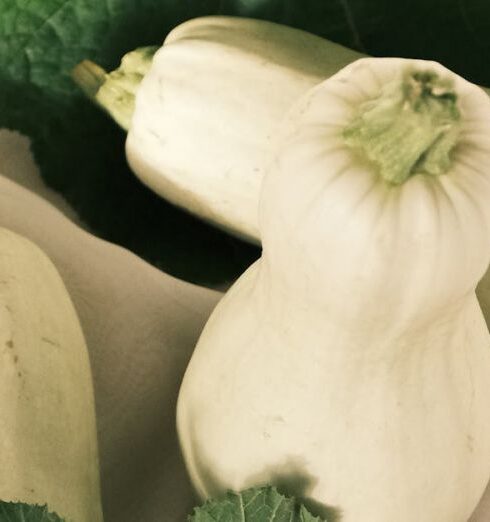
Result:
[0, 0, 489, 285]
[188, 486, 326, 521]
[0, 501, 64, 522]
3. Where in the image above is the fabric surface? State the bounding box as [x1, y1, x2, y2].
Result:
[0, 130, 489, 521]
[0, 130, 221, 521]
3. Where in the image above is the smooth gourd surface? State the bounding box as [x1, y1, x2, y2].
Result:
[126, 16, 363, 242]
[177, 58, 490, 522]
[0, 228, 103, 522]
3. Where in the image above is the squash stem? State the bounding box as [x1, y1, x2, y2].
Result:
[343, 68, 462, 185]
[71, 60, 107, 101]
[71, 46, 158, 131]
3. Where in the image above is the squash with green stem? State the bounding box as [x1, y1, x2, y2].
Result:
[0, 228, 103, 522]
[72, 15, 363, 243]
[73, 16, 490, 245]
[176, 58, 490, 522]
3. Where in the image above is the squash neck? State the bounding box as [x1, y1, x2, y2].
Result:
[257, 259, 475, 349]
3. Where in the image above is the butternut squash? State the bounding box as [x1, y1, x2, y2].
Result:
[73, 16, 363, 243]
[176, 58, 490, 521]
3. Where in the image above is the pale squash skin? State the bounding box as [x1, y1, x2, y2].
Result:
[177, 59, 490, 521]
[76, 16, 490, 245]
[125, 16, 363, 243]
[0, 228, 103, 521]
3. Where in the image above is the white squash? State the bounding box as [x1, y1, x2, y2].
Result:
[73, 17, 490, 245]
[176, 58, 490, 521]
[73, 15, 363, 243]
[0, 228, 103, 521]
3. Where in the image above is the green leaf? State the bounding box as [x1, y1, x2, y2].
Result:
[0, 501, 65, 522]
[188, 486, 326, 521]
